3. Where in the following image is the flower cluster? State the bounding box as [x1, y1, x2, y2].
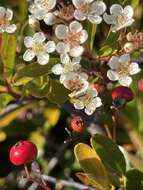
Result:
[1, 0, 141, 115]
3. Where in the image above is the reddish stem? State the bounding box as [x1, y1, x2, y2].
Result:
[24, 165, 51, 190]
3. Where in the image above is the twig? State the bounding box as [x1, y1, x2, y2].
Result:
[41, 175, 96, 190]
[24, 165, 51, 190]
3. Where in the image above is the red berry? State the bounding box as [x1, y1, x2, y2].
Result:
[9, 140, 37, 166]
[111, 86, 134, 102]
[71, 116, 84, 132]
[138, 79, 143, 92]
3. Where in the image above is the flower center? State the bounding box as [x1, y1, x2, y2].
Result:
[40, 0, 50, 9]
[0, 18, 9, 27]
[64, 31, 82, 47]
[118, 62, 130, 76]
[79, 3, 89, 14]
[57, 3, 74, 22]
[32, 43, 45, 54]
[64, 63, 73, 73]
[115, 14, 128, 26]
[68, 79, 84, 92]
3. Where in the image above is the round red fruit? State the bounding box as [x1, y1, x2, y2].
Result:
[71, 116, 84, 132]
[9, 140, 37, 166]
[111, 86, 133, 102]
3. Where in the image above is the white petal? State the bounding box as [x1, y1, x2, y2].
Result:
[74, 9, 86, 21]
[87, 88, 98, 97]
[60, 54, 70, 64]
[108, 56, 120, 70]
[111, 19, 134, 32]
[52, 64, 64, 75]
[45, 41, 56, 53]
[123, 5, 134, 19]
[6, 8, 13, 20]
[33, 32, 46, 43]
[80, 30, 88, 43]
[60, 74, 66, 83]
[85, 103, 96, 115]
[119, 54, 130, 64]
[72, 57, 81, 64]
[90, 1, 106, 15]
[72, 0, 91, 8]
[44, 12, 56, 25]
[56, 42, 70, 54]
[129, 62, 141, 75]
[24, 36, 34, 48]
[80, 72, 88, 80]
[74, 99, 84, 110]
[93, 97, 102, 108]
[70, 46, 84, 57]
[0, 7, 6, 18]
[55, 24, 69, 40]
[69, 21, 82, 33]
[5, 24, 16, 33]
[119, 76, 132, 86]
[37, 53, 49, 65]
[88, 14, 102, 24]
[23, 49, 35, 62]
[103, 13, 114, 24]
[35, 0, 56, 10]
[107, 70, 119, 81]
[110, 4, 123, 15]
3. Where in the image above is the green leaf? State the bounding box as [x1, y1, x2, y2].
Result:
[17, 0, 28, 21]
[1, 33, 17, 80]
[47, 79, 69, 104]
[13, 58, 59, 86]
[123, 0, 139, 8]
[87, 22, 97, 51]
[126, 169, 143, 190]
[26, 76, 50, 98]
[0, 93, 13, 111]
[98, 45, 113, 56]
[91, 134, 126, 176]
[74, 143, 110, 190]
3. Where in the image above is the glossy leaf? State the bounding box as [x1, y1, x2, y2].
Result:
[126, 169, 143, 190]
[1, 33, 16, 80]
[91, 134, 126, 176]
[0, 93, 13, 111]
[74, 143, 110, 190]
[26, 76, 50, 98]
[47, 79, 69, 104]
[87, 22, 97, 51]
[13, 58, 59, 86]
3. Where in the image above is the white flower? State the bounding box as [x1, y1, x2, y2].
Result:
[107, 54, 141, 86]
[55, 21, 88, 57]
[52, 54, 81, 76]
[29, 0, 57, 25]
[73, 87, 102, 115]
[61, 72, 89, 98]
[103, 4, 134, 32]
[0, 7, 16, 33]
[72, 0, 106, 24]
[23, 32, 56, 65]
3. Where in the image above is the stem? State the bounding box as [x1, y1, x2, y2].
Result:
[103, 123, 113, 139]
[41, 175, 96, 190]
[24, 164, 51, 190]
